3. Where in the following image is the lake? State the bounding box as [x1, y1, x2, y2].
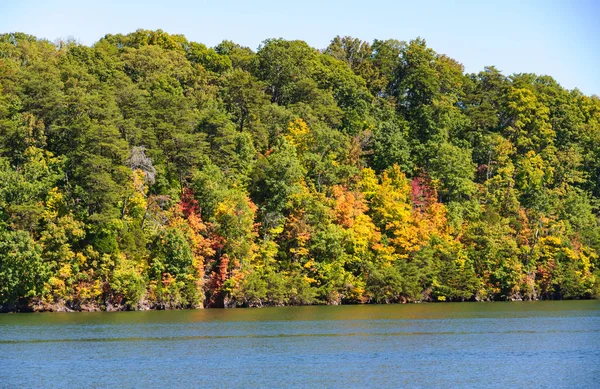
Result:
[1, 301, 599, 388]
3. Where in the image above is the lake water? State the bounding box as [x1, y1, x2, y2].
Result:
[1, 301, 599, 388]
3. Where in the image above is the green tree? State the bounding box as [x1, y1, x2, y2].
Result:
[0, 230, 47, 305]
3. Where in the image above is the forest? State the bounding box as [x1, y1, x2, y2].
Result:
[0, 30, 599, 311]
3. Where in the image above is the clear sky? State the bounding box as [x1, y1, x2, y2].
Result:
[1, 0, 599, 95]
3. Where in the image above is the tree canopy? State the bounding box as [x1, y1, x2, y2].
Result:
[0, 30, 599, 311]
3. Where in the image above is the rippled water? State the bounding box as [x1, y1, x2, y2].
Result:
[1, 301, 599, 388]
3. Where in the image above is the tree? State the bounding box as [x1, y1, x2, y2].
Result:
[427, 141, 477, 202]
[0, 230, 47, 305]
[256, 39, 317, 105]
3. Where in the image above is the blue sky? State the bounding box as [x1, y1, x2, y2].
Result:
[1, 0, 599, 95]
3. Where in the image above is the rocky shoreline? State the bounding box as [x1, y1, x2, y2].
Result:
[2, 294, 592, 313]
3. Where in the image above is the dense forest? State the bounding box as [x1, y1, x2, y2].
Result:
[0, 30, 599, 311]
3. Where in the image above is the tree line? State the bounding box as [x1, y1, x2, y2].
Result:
[0, 30, 599, 311]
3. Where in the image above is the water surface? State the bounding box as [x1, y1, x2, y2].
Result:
[1, 301, 599, 388]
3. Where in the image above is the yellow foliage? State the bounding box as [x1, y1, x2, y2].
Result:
[42, 187, 63, 220]
[285, 118, 313, 153]
[58, 264, 72, 279]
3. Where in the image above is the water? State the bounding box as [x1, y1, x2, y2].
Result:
[1, 301, 599, 388]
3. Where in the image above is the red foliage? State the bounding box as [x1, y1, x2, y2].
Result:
[410, 173, 437, 209]
[206, 254, 230, 308]
[209, 233, 226, 253]
[179, 187, 200, 218]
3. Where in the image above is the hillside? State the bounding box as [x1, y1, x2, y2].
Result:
[1, 30, 599, 311]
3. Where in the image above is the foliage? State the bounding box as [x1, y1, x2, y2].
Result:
[0, 30, 598, 310]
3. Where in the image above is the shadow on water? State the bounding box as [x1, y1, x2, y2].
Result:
[1, 300, 598, 325]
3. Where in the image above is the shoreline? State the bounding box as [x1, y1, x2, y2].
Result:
[2, 296, 597, 313]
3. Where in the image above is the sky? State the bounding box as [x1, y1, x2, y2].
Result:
[1, 0, 599, 95]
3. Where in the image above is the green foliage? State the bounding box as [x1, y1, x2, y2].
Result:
[371, 120, 412, 173]
[251, 139, 304, 216]
[150, 227, 194, 278]
[0, 230, 47, 305]
[365, 262, 404, 303]
[427, 141, 477, 202]
[111, 255, 145, 309]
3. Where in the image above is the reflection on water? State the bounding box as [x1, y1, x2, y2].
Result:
[1, 301, 599, 388]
